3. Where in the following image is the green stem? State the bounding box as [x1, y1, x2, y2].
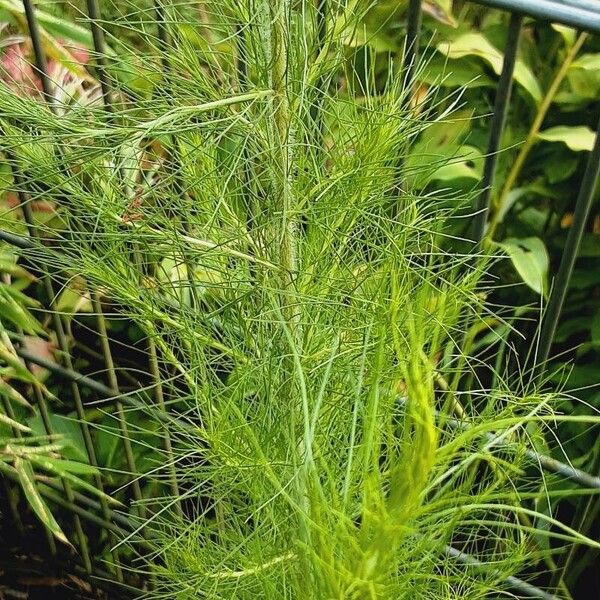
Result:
[92, 292, 144, 525]
[488, 33, 587, 240]
[148, 336, 182, 517]
[271, 0, 298, 298]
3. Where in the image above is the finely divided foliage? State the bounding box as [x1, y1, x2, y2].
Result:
[0, 1, 598, 598]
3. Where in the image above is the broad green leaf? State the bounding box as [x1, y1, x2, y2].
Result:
[431, 146, 483, 182]
[566, 55, 600, 100]
[556, 316, 591, 343]
[420, 56, 493, 88]
[432, 161, 479, 181]
[543, 152, 579, 184]
[28, 413, 88, 463]
[552, 24, 577, 47]
[405, 114, 481, 187]
[345, 0, 456, 51]
[538, 126, 596, 152]
[95, 425, 122, 470]
[14, 456, 71, 546]
[437, 33, 542, 102]
[422, 0, 456, 27]
[498, 237, 549, 296]
[56, 280, 92, 315]
[569, 269, 600, 290]
[495, 188, 528, 224]
[554, 235, 600, 257]
[571, 53, 600, 72]
[0, 252, 35, 280]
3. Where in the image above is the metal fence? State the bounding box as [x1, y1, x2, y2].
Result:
[0, 1, 599, 598]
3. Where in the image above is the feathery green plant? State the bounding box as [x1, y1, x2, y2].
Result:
[1, 1, 598, 598]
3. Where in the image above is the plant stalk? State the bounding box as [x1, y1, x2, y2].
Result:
[488, 32, 588, 240]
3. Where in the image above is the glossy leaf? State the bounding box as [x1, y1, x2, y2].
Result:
[498, 237, 549, 296]
[538, 126, 596, 152]
[422, 0, 456, 27]
[567, 53, 600, 100]
[437, 32, 542, 103]
[420, 55, 493, 88]
[28, 413, 88, 463]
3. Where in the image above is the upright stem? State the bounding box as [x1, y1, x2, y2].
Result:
[550, 448, 600, 595]
[310, 0, 328, 163]
[473, 12, 522, 242]
[488, 32, 587, 240]
[271, 0, 298, 316]
[148, 336, 182, 517]
[92, 292, 145, 521]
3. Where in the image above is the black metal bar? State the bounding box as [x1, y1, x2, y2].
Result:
[395, 396, 600, 489]
[4, 151, 92, 572]
[403, 0, 423, 94]
[473, 0, 600, 33]
[82, 0, 149, 526]
[12, 343, 192, 431]
[472, 12, 523, 242]
[18, 0, 129, 575]
[561, 0, 600, 12]
[85, 0, 113, 107]
[549, 450, 600, 592]
[0, 227, 34, 249]
[21, 0, 53, 103]
[445, 545, 559, 599]
[536, 113, 600, 369]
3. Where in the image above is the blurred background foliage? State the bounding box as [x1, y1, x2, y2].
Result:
[0, 0, 598, 596]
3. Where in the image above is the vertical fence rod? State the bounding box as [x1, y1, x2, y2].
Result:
[536, 114, 600, 369]
[403, 0, 423, 94]
[310, 0, 328, 158]
[394, 0, 422, 190]
[83, 0, 147, 523]
[20, 0, 123, 578]
[7, 155, 92, 572]
[150, 0, 189, 518]
[472, 12, 523, 242]
[543, 114, 600, 587]
[21, 0, 52, 103]
[84, 0, 113, 107]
